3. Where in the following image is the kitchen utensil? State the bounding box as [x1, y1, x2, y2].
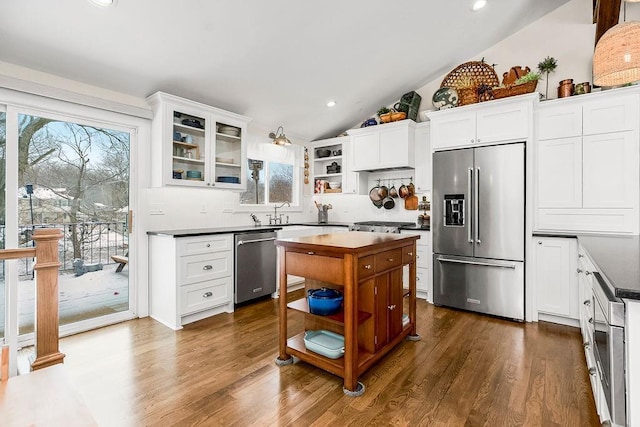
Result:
[316, 148, 331, 158]
[369, 183, 382, 202]
[378, 184, 388, 198]
[303, 330, 345, 359]
[307, 288, 343, 315]
[314, 201, 321, 211]
[404, 182, 418, 210]
[382, 196, 395, 209]
[398, 183, 409, 198]
[389, 183, 398, 198]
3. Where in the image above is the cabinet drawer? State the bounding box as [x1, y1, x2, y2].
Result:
[358, 255, 375, 279]
[177, 234, 233, 256]
[178, 251, 232, 285]
[375, 248, 402, 273]
[285, 251, 343, 285]
[179, 278, 231, 315]
[416, 267, 430, 293]
[416, 246, 429, 269]
[401, 245, 416, 265]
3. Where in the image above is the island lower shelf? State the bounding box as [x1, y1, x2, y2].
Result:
[287, 298, 371, 325]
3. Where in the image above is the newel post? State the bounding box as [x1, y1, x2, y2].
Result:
[30, 228, 65, 371]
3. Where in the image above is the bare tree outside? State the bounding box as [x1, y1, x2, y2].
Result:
[240, 159, 292, 205]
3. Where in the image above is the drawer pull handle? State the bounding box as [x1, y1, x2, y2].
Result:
[203, 265, 213, 270]
[407, 252, 413, 256]
[364, 264, 372, 270]
[584, 342, 590, 350]
[206, 243, 211, 248]
[307, 251, 315, 255]
[387, 258, 394, 262]
[416, 276, 420, 281]
[203, 292, 213, 298]
[588, 318, 593, 324]
[578, 254, 584, 258]
[588, 367, 597, 376]
[583, 299, 590, 306]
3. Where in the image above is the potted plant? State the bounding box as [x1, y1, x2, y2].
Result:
[537, 56, 558, 99]
[377, 106, 392, 123]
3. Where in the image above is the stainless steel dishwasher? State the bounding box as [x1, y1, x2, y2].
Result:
[234, 230, 277, 304]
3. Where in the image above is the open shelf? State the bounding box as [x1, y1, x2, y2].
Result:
[173, 140, 200, 148]
[314, 173, 342, 179]
[288, 298, 371, 325]
[174, 122, 205, 133]
[314, 155, 342, 162]
[215, 162, 241, 168]
[172, 156, 205, 164]
[403, 288, 410, 298]
[216, 132, 241, 142]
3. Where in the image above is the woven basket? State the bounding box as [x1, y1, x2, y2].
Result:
[492, 80, 539, 100]
[441, 61, 499, 107]
[379, 111, 407, 123]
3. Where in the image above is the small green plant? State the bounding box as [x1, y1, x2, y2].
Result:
[537, 56, 558, 99]
[515, 72, 541, 84]
[377, 106, 391, 117]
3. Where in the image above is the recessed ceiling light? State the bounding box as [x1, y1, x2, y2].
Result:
[472, 0, 487, 11]
[326, 101, 336, 108]
[89, 0, 117, 8]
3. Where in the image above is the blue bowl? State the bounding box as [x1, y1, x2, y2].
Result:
[307, 288, 343, 315]
[216, 176, 240, 184]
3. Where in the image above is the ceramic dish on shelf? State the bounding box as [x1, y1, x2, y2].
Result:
[215, 157, 235, 164]
[218, 125, 240, 137]
[186, 170, 202, 179]
[303, 330, 345, 359]
[216, 176, 240, 184]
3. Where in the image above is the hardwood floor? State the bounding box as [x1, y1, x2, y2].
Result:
[58, 292, 599, 426]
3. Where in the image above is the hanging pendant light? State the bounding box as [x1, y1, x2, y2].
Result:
[268, 126, 292, 146]
[593, 19, 640, 87]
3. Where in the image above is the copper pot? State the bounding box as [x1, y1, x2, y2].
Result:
[558, 79, 574, 98]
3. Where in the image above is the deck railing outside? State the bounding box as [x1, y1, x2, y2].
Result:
[2, 221, 128, 278]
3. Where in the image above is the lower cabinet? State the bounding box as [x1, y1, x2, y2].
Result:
[401, 229, 431, 301]
[374, 269, 404, 351]
[533, 236, 578, 321]
[149, 233, 234, 330]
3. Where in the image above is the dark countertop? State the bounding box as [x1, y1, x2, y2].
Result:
[400, 225, 430, 231]
[577, 234, 640, 300]
[147, 222, 351, 237]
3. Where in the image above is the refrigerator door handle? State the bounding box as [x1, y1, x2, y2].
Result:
[475, 167, 481, 245]
[436, 256, 517, 269]
[467, 167, 473, 243]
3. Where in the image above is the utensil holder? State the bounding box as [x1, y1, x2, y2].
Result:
[318, 211, 328, 224]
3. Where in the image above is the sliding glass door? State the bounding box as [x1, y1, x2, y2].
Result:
[1, 98, 136, 347]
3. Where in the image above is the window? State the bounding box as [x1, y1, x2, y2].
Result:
[240, 142, 300, 206]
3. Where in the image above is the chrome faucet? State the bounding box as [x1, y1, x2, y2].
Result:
[250, 213, 261, 226]
[270, 202, 290, 225]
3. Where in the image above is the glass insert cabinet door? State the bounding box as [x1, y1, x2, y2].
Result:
[148, 91, 250, 190]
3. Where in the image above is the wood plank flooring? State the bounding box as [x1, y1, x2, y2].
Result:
[57, 292, 599, 426]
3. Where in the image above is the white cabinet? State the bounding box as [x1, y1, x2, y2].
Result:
[413, 122, 431, 193]
[428, 94, 534, 151]
[533, 237, 578, 320]
[312, 136, 366, 195]
[347, 120, 416, 171]
[149, 233, 234, 330]
[147, 91, 251, 190]
[401, 229, 431, 301]
[535, 90, 640, 233]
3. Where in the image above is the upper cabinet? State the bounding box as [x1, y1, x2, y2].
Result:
[535, 89, 640, 233]
[347, 120, 416, 171]
[428, 93, 535, 150]
[147, 92, 251, 189]
[413, 122, 431, 193]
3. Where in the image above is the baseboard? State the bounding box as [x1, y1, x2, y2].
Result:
[537, 312, 580, 328]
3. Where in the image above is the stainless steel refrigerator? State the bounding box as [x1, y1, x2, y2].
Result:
[433, 143, 525, 320]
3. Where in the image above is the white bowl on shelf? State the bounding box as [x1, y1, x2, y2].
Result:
[328, 182, 341, 189]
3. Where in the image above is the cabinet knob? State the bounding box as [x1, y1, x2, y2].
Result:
[589, 367, 597, 376]
[407, 252, 413, 256]
[537, 241, 542, 245]
[578, 254, 584, 258]
[583, 299, 590, 306]
[477, 138, 481, 143]
[206, 243, 211, 248]
[364, 264, 372, 270]
[588, 317, 593, 324]
[585, 271, 591, 276]
[388, 304, 396, 310]
[203, 292, 213, 298]
[416, 254, 420, 259]
[203, 265, 213, 270]
[307, 251, 315, 255]
[387, 258, 394, 262]
[416, 276, 420, 281]
[577, 268, 583, 274]
[470, 139, 474, 143]
[583, 342, 590, 350]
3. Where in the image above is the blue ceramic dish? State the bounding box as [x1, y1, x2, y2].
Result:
[307, 288, 343, 315]
[216, 176, 240, 184]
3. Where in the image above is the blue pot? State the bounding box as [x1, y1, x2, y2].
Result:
[307, 288, 343, 315]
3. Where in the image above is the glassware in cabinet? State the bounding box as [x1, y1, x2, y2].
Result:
[171, 110, 207, 184]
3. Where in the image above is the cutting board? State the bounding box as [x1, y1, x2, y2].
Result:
[404, 194, 418, 210]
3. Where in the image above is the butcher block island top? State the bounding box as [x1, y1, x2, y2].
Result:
[275, 232, 420, 396]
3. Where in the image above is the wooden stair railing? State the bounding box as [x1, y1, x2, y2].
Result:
[0, 228, 64, 372]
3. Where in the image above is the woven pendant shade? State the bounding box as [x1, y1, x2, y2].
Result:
[593, 21, 640, 87]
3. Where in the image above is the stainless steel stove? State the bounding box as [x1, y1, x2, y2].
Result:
[349, 221, 414, 233]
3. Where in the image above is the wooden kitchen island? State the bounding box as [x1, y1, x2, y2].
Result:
[275, 232, 420, 395]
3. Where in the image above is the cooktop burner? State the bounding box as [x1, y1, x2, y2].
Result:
[353, 221, 415, 227]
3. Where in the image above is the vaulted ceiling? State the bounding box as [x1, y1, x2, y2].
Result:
[0, 0, 570, 141]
